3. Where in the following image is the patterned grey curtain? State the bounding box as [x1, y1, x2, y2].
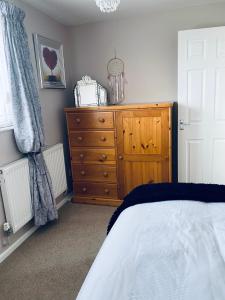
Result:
[0, 1, 58, 225]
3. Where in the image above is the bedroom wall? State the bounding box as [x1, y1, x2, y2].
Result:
[69, 2, 225, 103]
[0, 0, 73, 255]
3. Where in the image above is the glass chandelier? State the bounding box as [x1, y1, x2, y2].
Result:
[95, 0, 120, 13]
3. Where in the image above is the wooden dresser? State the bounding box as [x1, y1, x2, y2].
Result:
[65, 103, 173, 206]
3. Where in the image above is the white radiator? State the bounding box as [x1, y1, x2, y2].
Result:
[0, 143, 67, 233]
[43, 143, 67, 198]
[0, 158, 32, 234]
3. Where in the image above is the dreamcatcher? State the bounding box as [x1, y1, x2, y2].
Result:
[107, 52, 126, 105]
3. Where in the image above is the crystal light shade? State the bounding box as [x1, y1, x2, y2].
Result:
[95, 0, 120, 13]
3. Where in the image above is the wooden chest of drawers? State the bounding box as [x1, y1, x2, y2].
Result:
[65, 103, 173, 206]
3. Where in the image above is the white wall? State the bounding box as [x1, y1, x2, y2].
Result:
[69, 2, 225, 103]
[0, 0, 73, 254]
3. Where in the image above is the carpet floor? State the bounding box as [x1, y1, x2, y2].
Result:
[0, 203, 115, 300]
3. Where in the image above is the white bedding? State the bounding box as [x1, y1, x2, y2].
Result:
[76, 201, 225, 300]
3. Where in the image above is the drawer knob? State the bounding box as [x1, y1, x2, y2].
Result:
[100, 136, 106, 142]
[82, 187, 87, 193]
[118, 155, 123, 160]
[76, 118, 81, 123]
[103, 172, 108, 177]
[104, 189, 110, 194]
[100, 154, 107, 161]
[98, 118, 105, 123]
[79, 153, 84, 159]
[77, 136, 83, 141]
[80, 171, 86, 176]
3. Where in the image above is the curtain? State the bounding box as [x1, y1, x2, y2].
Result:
[0, 0, 58, 225]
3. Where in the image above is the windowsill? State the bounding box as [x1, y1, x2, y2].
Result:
[0, 125, 13, 133]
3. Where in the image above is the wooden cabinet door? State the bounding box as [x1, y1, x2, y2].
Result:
[116, 109, 171, 198]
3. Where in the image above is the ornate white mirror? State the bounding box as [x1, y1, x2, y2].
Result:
[74, 76, 107, 107]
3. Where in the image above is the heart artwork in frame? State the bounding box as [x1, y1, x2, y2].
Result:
[33, 34, 66, 89]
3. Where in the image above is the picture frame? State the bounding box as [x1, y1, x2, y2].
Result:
[33, 33, 66, 89]
[74, 76, 107, 107]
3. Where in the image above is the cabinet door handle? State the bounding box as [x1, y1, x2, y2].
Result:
[82, 187, 87, 193]
[103, 172, 108, 177]
[80, 171, 86, 176]
[98, 118, 105, 123]
[118, 155, 123, 160]
[77, 136, 83, 141]
[100, 136, 106, 142]
[79, 153, 84, 159]
[104, 189, 110, 194]
[76, 118, 81, 124]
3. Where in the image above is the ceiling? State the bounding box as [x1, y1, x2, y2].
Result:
[21, 0, 225, 26]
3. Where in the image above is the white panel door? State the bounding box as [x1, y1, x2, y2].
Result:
[178, 27, 225, 184]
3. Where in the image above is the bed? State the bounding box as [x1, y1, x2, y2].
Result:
[76, 183, 225, 300]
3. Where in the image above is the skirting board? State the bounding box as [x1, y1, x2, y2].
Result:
[0, 193, 72, 264]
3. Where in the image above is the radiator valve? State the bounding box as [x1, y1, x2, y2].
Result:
[3, 222, 11, 233]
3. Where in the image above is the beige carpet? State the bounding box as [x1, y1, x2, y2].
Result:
[0, 203, 115, 300]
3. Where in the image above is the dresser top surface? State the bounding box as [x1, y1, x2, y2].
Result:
[64, 102, 173, 112]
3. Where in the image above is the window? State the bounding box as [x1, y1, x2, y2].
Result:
[0, 19, 12, 130]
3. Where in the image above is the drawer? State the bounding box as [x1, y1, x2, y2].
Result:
[72, 164, 117, 182]
[71, 148, 116, 164]
[67, 112, 114, 130]
[69, 131, 115, 147]
[74, 182, 118, 199]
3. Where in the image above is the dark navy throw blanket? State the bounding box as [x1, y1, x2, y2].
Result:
[107, 183, 225, 234]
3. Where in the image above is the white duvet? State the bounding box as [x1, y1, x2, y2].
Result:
[76, 201, 225, 300]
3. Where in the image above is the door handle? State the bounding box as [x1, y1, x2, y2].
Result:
[179, 120, 190, 130]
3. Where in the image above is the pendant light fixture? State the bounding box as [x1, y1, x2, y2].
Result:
[95, 0, 120, 13]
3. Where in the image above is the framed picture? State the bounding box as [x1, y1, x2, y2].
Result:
[33, 34, 66, 89]
[74, 76, 107, 107]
